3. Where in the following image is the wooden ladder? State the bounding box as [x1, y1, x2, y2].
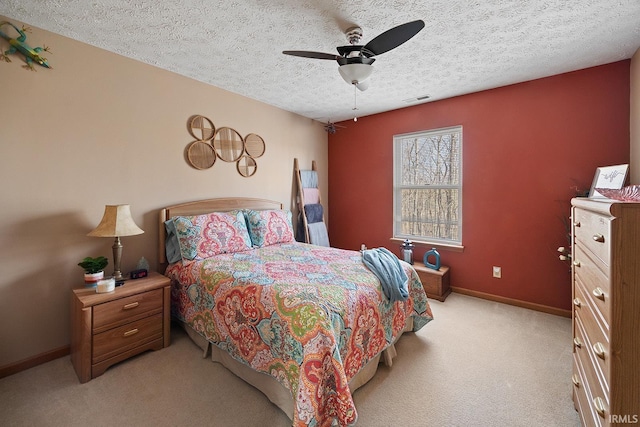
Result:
[294, 158, 328, 245]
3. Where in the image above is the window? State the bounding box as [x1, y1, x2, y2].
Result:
[393, 126, 462, 245]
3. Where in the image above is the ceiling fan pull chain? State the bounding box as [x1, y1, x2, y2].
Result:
[353, 84, 358, 122]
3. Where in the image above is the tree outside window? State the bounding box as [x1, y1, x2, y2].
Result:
[393, 126, 462, 245]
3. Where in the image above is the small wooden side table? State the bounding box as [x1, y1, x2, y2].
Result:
[70, 271, 171, 383]
[412, 264, 451, 302]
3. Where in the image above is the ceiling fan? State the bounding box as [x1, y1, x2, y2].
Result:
[283, 20, 425, 91]
[323, 121, 346, 134]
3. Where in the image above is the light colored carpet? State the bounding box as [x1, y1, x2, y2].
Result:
[0, 293, 580, 426]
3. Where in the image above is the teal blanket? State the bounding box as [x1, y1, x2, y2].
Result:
[362, 247, 409, 302]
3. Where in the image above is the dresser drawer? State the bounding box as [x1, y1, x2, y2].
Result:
[573, 208, 611, 268]
[92, 313, 163, 364]
[93, 288, 163, 333]
[573, 244, 610, 294]
[574, 318, 610, 425]
[575, 305, 610, 394]
[573, 353, 600, 427]
[574, 273, 610, 334]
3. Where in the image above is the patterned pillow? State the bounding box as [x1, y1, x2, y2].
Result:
[173, 211, 252, 260]
[245, 209, 295, 247]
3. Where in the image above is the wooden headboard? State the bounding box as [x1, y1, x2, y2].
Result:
[158, 197, 284, 265]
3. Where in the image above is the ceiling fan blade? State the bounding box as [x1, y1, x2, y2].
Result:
[282, 50, 339, 60]
[361, 20, 425, 57]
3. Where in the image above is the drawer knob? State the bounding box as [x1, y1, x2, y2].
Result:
[571, 374, 580, 387]
[593, 396, 606, 418]
[592, 287, 605, 301]
[592, 234, 605, 243]
[573, 337, 582, 348]
[573, 298, 582, 308]
[123, 302, 139, 310]
[593, 342, 606, 360]
[574, 221, 581, 227]
[123, 328, 139, 337]
[573, 260, 581, 267]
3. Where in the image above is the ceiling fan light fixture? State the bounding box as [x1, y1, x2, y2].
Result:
[339, 63, 373, 85]
[355, 80, 370, 91]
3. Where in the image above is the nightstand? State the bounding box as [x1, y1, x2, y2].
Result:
[70, 271, 171, 383]
[412, 264, 451, 301]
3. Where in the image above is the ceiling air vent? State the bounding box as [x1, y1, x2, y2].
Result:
[403, 94, 430, 103]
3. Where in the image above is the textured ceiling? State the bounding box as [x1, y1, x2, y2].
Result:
[2, 1, 640, 122]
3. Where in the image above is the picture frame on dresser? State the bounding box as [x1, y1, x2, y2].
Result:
[588, 164, 628, 198]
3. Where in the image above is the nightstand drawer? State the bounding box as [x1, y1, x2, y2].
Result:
[93, 288, 163, 333]
[92, 313, 163, 364]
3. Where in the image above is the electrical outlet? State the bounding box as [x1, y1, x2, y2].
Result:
[492, 266, 502, 278]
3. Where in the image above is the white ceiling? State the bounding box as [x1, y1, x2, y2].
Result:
[3, 1, 640, 122]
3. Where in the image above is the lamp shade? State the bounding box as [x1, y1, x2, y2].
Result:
[87, 205, 144, 237]
[338, 63, 373, 85]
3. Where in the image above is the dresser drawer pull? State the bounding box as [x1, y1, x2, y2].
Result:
[573, 337, 582, 348]
[571, 374, 580, 387]
[593, 342, 606, 360]
[123, 302, 140, 310]
[123, 328, 139, 337]
[573, 298, 582, 308]
[592, 287, 605, 301]
[573, 260, 581, 267]
[592, 234, 605, 243]
[574, 221, 581, 227]
[593, 397, 606, 418]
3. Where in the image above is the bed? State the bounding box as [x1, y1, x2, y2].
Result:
[159, 197, 433, 427]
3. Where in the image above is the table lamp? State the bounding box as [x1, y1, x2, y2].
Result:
[88, 204, 144, 280]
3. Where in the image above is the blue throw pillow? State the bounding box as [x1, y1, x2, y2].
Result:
[164, 219, 182, 264]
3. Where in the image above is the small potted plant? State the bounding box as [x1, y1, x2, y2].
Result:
[78, 256, 109, 285]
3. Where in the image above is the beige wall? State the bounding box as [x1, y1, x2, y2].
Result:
[631, 47, 640, 183]
[0, 17, 327, 367]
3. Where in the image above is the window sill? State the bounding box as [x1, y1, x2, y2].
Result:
[389, 238, 465, 253]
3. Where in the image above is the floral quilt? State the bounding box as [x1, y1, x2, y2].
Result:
[166, 242, 433, 427]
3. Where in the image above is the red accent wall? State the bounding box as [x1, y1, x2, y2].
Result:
[328, 61, 630, 310]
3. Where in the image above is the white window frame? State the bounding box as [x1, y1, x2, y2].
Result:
[393, 126, 463, 246]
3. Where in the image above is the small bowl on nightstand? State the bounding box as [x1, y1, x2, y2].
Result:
[95, 278, 115, 293]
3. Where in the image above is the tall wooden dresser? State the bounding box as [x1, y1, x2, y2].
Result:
[571, 198, 640, 426]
